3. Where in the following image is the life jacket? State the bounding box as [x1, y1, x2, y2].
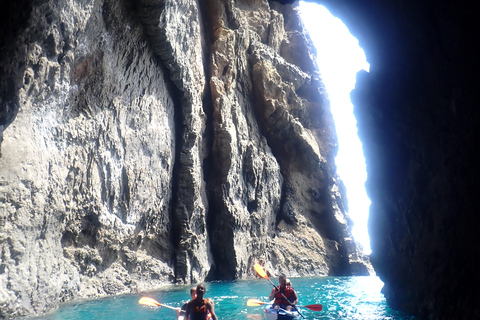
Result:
[273, 286, 296, 306]
[190, 299, 211, 320]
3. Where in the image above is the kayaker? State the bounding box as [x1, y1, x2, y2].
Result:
[184, 284, 218, 320]
[269, 274, 298, 311]
[177, 287, 197, 320]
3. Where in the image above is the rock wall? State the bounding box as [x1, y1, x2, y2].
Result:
[0, 1, 178, 317]
[0, 0, 369, 318]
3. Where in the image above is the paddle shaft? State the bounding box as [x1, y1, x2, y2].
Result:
[160, 304, 180, 311]
[138, 297, 179, 311]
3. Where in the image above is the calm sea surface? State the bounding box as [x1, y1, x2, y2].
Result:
[27, 276, 415, 320]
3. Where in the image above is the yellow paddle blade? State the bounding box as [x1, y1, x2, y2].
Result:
[247, 298, 267, 307]
[254, 263, 268, 279]
[139, 297, 161, 307]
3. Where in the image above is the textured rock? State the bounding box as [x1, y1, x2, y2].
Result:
[206, 0, 367, 280]
[136, 0, 211, 285]
[0, 0, 369, 318]
[0, 1, 177, 317]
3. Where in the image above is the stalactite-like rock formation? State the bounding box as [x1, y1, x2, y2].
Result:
[0, 0, 369, 318]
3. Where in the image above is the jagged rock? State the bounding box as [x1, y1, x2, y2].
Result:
[137, 0, 211, 285]
[0, 0, 369, 318]
[0, 1, 177, 317]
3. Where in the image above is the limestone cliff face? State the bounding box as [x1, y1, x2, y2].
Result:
[0, 0, 369, 318]
[0, 1, 177, 317]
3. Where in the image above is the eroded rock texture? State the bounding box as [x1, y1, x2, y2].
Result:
[0, 1, 177, 317]
[0, 0, 369, 318]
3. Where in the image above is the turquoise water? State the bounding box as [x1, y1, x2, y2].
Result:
[29, 276, 415, 320]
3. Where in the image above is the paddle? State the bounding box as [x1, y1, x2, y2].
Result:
[138, 297, 180, 311]
[247, 298, 323, 311]
[254, 264, 306, 319]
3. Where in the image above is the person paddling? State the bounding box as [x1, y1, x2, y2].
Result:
[185, 284, 218, 320]
[269, 274, 298, 311]
[177, 287, 197, 320]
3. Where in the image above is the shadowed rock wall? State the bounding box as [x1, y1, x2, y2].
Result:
[0, 0, 369, 318]
[277, 0, 480, 319]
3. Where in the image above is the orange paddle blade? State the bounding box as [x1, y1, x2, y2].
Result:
[254, 263, 269, 279]
[139, 297, 161, 307]
[247, 298, 268, 307]
[303, 304, 323, 311]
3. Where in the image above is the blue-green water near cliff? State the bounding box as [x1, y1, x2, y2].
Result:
[30, 276, 415, 320]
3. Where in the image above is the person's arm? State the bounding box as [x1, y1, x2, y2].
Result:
[269, 288, 277, 301]
[207, 300, 218, 320]
[176, 302, 187, 319]
[291, 289, 298, 306]
[184, 301, 192, 319]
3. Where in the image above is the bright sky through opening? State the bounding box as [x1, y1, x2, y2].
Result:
[299, 2, 372, 254]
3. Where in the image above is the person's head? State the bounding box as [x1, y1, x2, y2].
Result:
[190, 287, 197, 299]
[279, 275, 287, 287]
[196, 284, 206, 298]
[286, 278, 291, 287]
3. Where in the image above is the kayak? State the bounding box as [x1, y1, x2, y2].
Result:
[178, 312, 212, 320]
[264, 305, 301, 320]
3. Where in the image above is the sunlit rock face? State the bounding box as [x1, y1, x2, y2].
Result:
[0, 0, 369, 318]
[277, 0, 480, 319]
[0, 1, 177, 318]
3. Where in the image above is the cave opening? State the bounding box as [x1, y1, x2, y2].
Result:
[299, 1, 372, 254]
